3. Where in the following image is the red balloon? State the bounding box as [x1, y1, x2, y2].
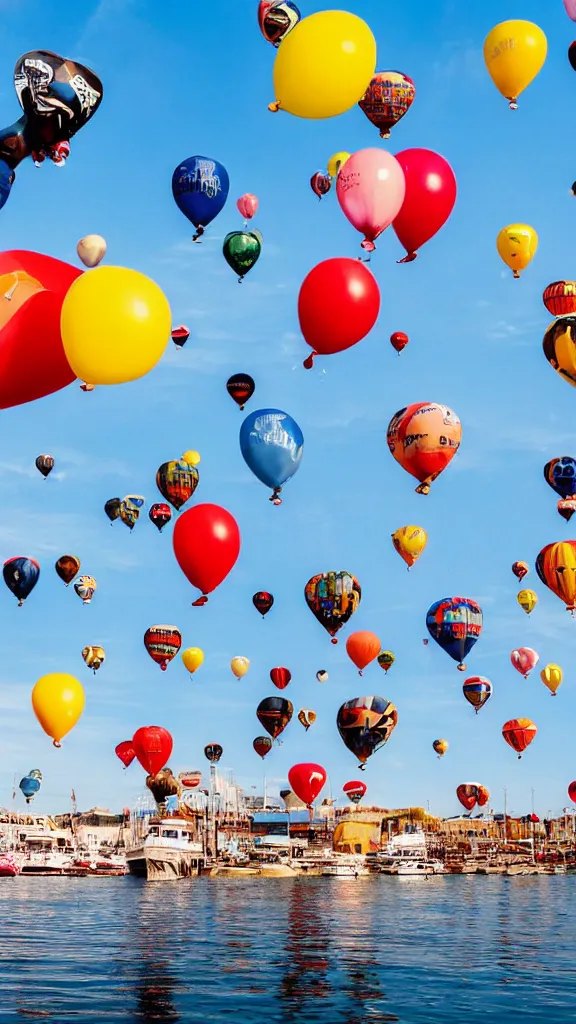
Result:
[172, 503, 241, 605]
[298, 258, 380, 368]
[392, 149, 457, 263]
[390, 331, 409, 354]
[569, 781, 576, 803]
[132, 726, 173, 777]
[456, 784, 477, 812]
[0, 250, 81, 408]
[270, 666, 291, 690]
[288, 762, 327, 807]
[115, 740, 135, 768]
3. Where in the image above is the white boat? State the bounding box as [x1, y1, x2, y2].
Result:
[320, 854, 370, 877]
[125, 818, 204, 880]
[396, 859, 445, 876]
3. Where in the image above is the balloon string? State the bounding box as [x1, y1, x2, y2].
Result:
[303, 352, 317, 369]
[397, 252, 417, 264]
[192, 595, 208, 607]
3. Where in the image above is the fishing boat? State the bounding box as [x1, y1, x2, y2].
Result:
[125, 817, 204, 880]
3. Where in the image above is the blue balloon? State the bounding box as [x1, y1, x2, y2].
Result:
[172, 155, 229, 241]
[3, 556, 40, 605]
[240, 408, 304, 503]
[425, 597, 483, 670]
[19, 776, 40, 803]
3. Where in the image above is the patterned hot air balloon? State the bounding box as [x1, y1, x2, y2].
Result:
[543, 281, 576, 318]
[297, 708, 316, 731]
[82, 646, 105, 673]
[253, 736, 273, 759]
[387, 403, 461, 494]
[536, 541, 576, 613]
[358, 70, 416, 139]
[204, 743, 223, 764]
[253, 591, 274, 617]
[543, 316, 576, 389]
[149, 503, 172, 532]
[462, 676, 492, 714]
[35, 454, 54, 478]
[377, 651, 395, 673]
[456, 784, 478, 812]
[433, 739, 449, 758]
[256, 696, 293, 740]
[502, 718, 537, 759]
[143, 625, 182, 671]
[304, 571, 361, 643]
[336, 695, 398, 770]
[543, 457, 576, 522]
[74, 575, 97, 605]
[512, 561, 529, 581]
[156, 460, 199, 511]
[511, 647, 539, 677]
[343, 780, 367, 804]
[426, 597, 483, 671]
[3, 557, 40, 606]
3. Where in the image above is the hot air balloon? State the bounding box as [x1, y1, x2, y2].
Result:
[231, 656, 250, 679]
[119, 495, 144, 531]
[173, 504, 240, 606]
[387, 403, 461, 494]
[55, 555, 80, 586]
[253, 591, 274, 617]
[456, 784, 478, 812]
[310, 172, 331, 199]
[115, 741, 135, 768]
[536, 541, 576, 613]
[226, 373, 255, 410]
[146, 768, 180, 805]
[288, 763, 326, 809]
[256, 696, 293, 740]
[327, 152, 350, 178]
[433, 739, 448, 758]
[35, 454, 54, 478]
[336, 695, 398, 769]
[542, 316, 576, 390]
[270, 667, 291, 690]
[258, 1, 301, 47]
[77, 235, 106, 268]
[496, 224, 538, 278]
[483, 20, 547, 109]
[540, 663, 563, 696]
[28, 770, 42, 781]
[543, 281, 576, 317]
[358, 70, 415, 139]
[172, 155, 229, 241]
[377, 651, 395, 673]
[305, 571, 361, 643]
[462, 676, 492, 713]
[104, 498, 122, 524]
[390, 331, 409, 354]
[240, 408, 303, 504]
[81, 646, 105, 673]
[476, 785, 490, 808]
[511, 647, 539, 677]
[426, 597, 482, 671]
[132, 726, 173, 776]
[298, 258, 380, 368]
[543, 457, 576, 522]
[343, 780, 367, 804]
[182, 647, 204, 676]
[149, 503, 172, 532]
[19, 776, 40, 804]
[568, 781, 576, 804]
[512, 561, 529, 582]
[316, 670, 329, 683]
[3, 557, 40, 606]
[236, 193, 258, 221]
[392, 149, 457, 263]
[392, 525, 427, 569]
[253, 736, 273, 759]
[204, 743, 223, 764]
[171, 325, 190, 348]
[144, 625, 182, 671]
[178, 770, 202, 789]
[32, 673, 85, 748]
[223, 231, 261, 282]
[346, 631, 381, 675]
[74, 575, 97, 605]
[502, 718, 537, 759]
[297, 708, 317, 731]
[517, 589, 537, 614]
[156, 461, 199, 511]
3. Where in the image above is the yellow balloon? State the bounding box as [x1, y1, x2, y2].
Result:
[327, 151, 350, 178]
[483, 21, 547, 108]
[230, 656, 250, 679]
[517, 589, 538, 614]
[269, 11, 376, 119]
[31, 673, 85, 747]
[182, 450, 201, 467]
[182, 647, 204, 675]
[540, 663, 563, 696]
[496, 224, 538, 279]
[433, 739, 449, 757]
[391, 525, 428, 569]
[61, 266, 171, 385]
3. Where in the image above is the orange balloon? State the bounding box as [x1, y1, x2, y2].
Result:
[345, 630, 381, 675]
[387, 402, 462, 494]
[502, 717, 537, 759]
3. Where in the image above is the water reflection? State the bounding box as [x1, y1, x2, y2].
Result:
[133, 959, 180, 1022]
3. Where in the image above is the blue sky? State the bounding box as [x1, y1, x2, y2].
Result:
[0, 0, 574, 819]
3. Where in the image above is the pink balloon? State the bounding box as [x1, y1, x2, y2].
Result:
[336, 148, 406, 253]
[236, 193, 259, 220]
[510, 647, 539, 678]
[564, 0, 576, 21]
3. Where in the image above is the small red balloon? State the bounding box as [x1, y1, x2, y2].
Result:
[115, 741, 135, 768]
[392, 149, 457, 263]
[390, 331, 409, 354]
[132, 726, 173, 777]
[173, 503, 241, 604]
[288, 762, 327, 807]
[270, 666, 291, 690]
[298, 258, 380, 367]
[568, 781, 576, 803]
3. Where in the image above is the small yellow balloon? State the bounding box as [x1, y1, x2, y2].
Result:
[327, 151, 350, 178]
[31, 673, 85, 747]
[496, 224, 538, 279]
[391, 525, 428, 569]
[433, 739, 449, 757]
[182, 647, 204, 675]
[484, 21, 547, 109]
[517, 589, 538, 614]
[540, 663, 563, 696]
[269, 11, 376, 119]
[181, 450, 201, 467]
[231, 656, 250, 679]
[61, 266, 171, 385]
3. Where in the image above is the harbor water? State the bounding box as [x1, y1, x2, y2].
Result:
[0, 874, 574, 1022]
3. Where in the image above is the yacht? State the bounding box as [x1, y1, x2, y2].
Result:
[125, 817, 204, 880]
[321, 854, 370, 877]
[396, 858, 445, 876]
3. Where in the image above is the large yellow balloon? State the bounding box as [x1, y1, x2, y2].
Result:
[269, 12, 376, 119]
[61, 266, 171, 385]
[517, 589, 537, 614]
[182, 450, 201, 467]
[31, 673, 85, 747]
[484, 21, 547, 109]
[391, 525, 428, 569]
[230, 656, 250, 679]
[540, 663, 563, 696]
[182, 647, 204, 675]
[496, 224, 538, 278]
[327, 151, 351, 178]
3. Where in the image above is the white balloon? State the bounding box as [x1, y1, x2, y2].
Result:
[76, 234, 107, 268]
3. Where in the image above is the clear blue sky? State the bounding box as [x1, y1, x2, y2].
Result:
[0, 0, 574, 819]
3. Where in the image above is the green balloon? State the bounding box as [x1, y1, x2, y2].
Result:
[223, 230, 261, 282]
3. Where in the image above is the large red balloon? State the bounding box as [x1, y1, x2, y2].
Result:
[392, 149, 457, 263]
[298, 258, 380, 367]
[173, 503, 241, 605]
[115, 740, 136, 768]
[0, 250, 81, 408]
[287, 762, 327, 807]
[132, 726, 173, 776]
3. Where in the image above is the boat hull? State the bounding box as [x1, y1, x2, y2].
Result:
[127, 846, 203, 881]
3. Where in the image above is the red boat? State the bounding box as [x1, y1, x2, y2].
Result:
[0, 854, 20, 877]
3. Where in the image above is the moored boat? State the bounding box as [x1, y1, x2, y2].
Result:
[125, 817, 204, 880]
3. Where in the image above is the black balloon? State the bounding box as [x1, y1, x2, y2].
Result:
[226, 373, 255, 410]
[256, 696, 293, 739]
[104, 497, 122, 524]
[253, 591, 274, 617]
[204, 743, 223, 764]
